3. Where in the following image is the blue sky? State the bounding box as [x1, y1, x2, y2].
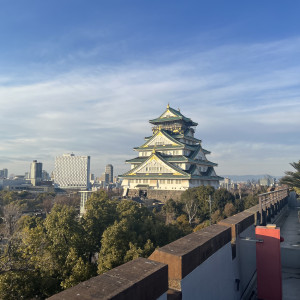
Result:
[0, 1, 300, 177]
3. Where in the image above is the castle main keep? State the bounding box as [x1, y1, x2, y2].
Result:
[121, 105, 223, 201]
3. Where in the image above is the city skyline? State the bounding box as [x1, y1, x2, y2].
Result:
[1, 1, 300, 176]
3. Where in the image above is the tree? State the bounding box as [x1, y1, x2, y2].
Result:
[98, 200, 186, 275]
[54, 194, 80, 208]
[193, 220, 210, 232]
[223, 203, 236, 218]
[195, 186, 215, 222]
[10, 204, 95, 297]
[44, 204, 87, 262]
[243, 194, 258, 209]
[162, 199, 183, 224]
[0, 271, 40, 300]
[211, 209, 222, 224]
[212, 189, 235, 213]
[174, 214, 193, 235]
[182, 188, 199, 224]
[2, 203, 21, 237]
[233, 198, 244, 213]
[280, 160, 300, 192]
[60, 248, 94, 290]
[97, 219, 135, 274]
[81, 191, 117, 254]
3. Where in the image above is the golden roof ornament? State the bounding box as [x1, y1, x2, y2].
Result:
[167, 103, 170, 109]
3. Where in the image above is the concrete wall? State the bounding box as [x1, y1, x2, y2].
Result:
[49, 258, 168, 300]
[236, 225, 256, 295]
[128, 188, 184, 202]
[181, 242, 238, 300]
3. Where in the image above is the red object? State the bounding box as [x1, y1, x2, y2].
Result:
[256, 225, 282, 300]
[280, 236, 284, 242]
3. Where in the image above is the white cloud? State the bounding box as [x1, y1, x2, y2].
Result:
[0, 37, 300, 176]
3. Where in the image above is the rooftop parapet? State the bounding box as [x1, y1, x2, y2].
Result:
[149, 224, 231, 291]
[48, 258, 168, 300]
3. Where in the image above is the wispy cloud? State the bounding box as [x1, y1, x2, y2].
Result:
[0, 36, 300, 176]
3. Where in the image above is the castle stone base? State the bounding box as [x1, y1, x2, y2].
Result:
[127, 189, 183, 203]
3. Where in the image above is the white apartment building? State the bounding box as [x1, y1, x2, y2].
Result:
[54, 154, 90, 190]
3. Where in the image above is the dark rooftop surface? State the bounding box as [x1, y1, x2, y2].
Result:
[281, 207, 300, 300]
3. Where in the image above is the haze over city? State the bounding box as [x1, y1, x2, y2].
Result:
[0, 1, 299, 177]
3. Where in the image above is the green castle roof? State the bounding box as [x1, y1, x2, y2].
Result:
[125, 155, 217, 166]
[149, 106, 198, 126]
[121, 151, 190, 178]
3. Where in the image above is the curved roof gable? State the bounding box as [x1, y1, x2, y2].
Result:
[140, 129, 183, 148]
[122, 151, 190, 177]
[149, 105, 198, 126]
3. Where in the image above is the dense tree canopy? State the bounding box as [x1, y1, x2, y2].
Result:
[0, 183, 266, 299]
[0, 191, 186, 299]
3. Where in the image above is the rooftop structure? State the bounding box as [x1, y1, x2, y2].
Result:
[79, 190, 93, 216]
[121, 104, 223, 201]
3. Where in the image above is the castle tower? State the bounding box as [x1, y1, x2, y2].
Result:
[121, 105, 223, 201]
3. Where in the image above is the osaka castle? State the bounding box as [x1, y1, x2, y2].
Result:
[121, 105, 223, 201]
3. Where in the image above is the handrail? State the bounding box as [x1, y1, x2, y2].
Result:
[258, 188, 289, 224]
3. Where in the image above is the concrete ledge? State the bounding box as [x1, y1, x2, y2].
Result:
[48, 258, 168, 300]
[245, 205, 260, 224]
[218, 211, 255, 241]
[149, 224, 231, 290]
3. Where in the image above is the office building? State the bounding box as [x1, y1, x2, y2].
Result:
[30, 160, 43, 186]
[42, 170, 50, 181]
[105, 164, 113, 183]
[54, 154, 90, 190]
[0, 168, 8, 178]
[100, 173, 109, 186]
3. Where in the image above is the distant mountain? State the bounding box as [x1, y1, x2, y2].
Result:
[220, 174, 282, 183]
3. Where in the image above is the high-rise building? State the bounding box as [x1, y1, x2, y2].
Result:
[224, 178, 231, 190]
[42, 170, 50, 181]
[0, 168, 8, 178]
[30, 160, 43, 186]
[54, 154, 90, 190]
[105, 164, 113, 183]
[121, 105, 223, 201]
[100, 173, 109, 185]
